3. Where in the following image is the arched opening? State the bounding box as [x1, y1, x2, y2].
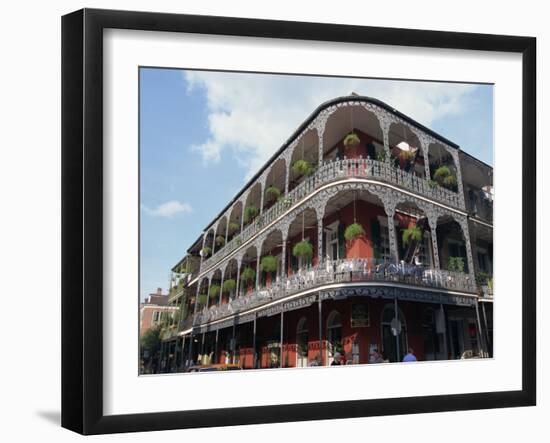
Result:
[296, 317, 309, 368]
[323, 188, 387, 262]
[208, 270, 222, 308]
[228, 201, 243, 241]
[222, 259, 239, 304]
[323, 105, 384, 161]
[428, 143, 458, 191]
[264, 158, 286, 211]
[196, 278, 210, 312]
[259, 229, 284, 288]
[388, 122, 425, 176]
[288, 129, 318, 192]
[238, 245, 259, 296]
[243, 183, 262, 228]
[381, 304, 408, 362]
[287, 208, 318, 272]
[436, 215, 470, 274]
[213, 217, 227, 254]
[326, 310, 343, 365]
[201, 229, 215, 259]
[393, 201, 433, 266]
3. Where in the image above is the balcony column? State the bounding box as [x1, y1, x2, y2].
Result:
[199, 233, 207, 270]
[281, 234, 288, 278]
[316, 123, 325, 167]
[235, 259, 241, 298]
[280, 311, 284, 368]
[474, 300, 487, 358]
[381, 115, 392, 162]
[458, 216, 476, 281]
[318, 295, 323, 366]
[317, 212, 324, 265]
[252, 314, 257, 369]
[260, 184, 265, 215]
[450, 149, 466, 209]
[218, 274, 225, 306]
[420, 135, 431, 180]
[385, 203, 399, 264]
[214, 329, 219, 364]
[180, 335, 186, 369]
[225, 220, 230, 245]
[211, 228, 216, 256]
[255, 254, 261, 290]
[469, 221, 480, 275]
[428, 217, 441, 269]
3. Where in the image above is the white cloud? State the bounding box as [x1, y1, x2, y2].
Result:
[142, 200, 193, 218]
[185, 71, 477, 179]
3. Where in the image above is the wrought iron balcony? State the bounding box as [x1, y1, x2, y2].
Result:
[201, 158, 462, 272]
[182, 258, 476, 330]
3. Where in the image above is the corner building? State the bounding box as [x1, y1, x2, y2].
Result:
[164, 95, 494, 370]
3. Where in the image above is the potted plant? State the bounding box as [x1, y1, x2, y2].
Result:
[343, 132, 360, 149]
[344, 222, 365, 242]
[265, 185, 281, 201]
[228, 222, 240, 234]
[260, 255, 278, 273]
[292, 239, 313, 260]
[240, 266, 256, 283]
[398, 149, 416, 171]
[222, 278, 236, 293]
[209, 284, 221, 299]
[402, 226, 422, 246]
[292, 159, 314, 176]
[448, 256, 465, 273]
[215, 235, 225, 247]
[433, 165, 458, 190]
[244, 206, 259, 224]
[197, 293, 208, 306]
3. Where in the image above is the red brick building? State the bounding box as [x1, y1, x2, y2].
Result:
[162, 95, 493, 371]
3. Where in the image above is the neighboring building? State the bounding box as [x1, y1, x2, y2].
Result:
[163, 95, 493, 370]
[140, 288, 178, 336]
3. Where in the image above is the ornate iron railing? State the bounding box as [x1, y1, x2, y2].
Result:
[181, 258, 475, 330]
[201, 158, 461, 272]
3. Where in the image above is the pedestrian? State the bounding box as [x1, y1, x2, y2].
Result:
[331, 352, 343, 366]
[403, 347, 417, 362]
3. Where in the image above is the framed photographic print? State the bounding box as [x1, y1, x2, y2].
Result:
[61, 8, 536, 435]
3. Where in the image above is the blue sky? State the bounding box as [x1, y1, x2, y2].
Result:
[140, 68, 493, 300]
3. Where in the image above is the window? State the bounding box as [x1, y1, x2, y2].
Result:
[327, 310, 343, 364]
[324, 221, 340, 261]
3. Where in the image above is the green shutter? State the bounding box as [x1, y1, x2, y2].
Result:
[371, 219, 381, 259]
[338, 223, 345, 259]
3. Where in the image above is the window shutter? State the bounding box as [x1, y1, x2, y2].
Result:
[371, 219, 381, 259]
[338, 222, 345, 260]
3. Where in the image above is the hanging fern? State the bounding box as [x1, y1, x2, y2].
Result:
[208, 285, 220, 300]
[197, 294, 208, 306]
[292, 240, 313, 259]
[343, 132, 360, 148]
[201, 246, 211, 257]
[260, 255, 278, 273]
[443, 174, 457, 188]
[228, 222, 240, 233]
[215, 235, 225, 246]
[448, 256, 465, 273]
[402, 226, 422, 246]
[344, 222, 365, 242]
[434, 165, 451, 179]
[265, 185, 281, 201]
[222, 279, 236, 293]
[240, 266, 256, 282]
[244, 206, 259, 224]
[292, 159, 314, 176]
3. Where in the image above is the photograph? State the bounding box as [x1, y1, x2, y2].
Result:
[138, 68, 494, 375]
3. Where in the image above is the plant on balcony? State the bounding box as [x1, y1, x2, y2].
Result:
[475, 271, 490, 287]
[448, 256, 465, 273]
[292, 159, 314, 177]
[428, 179, 438, 189]
[260, 255, 278, 273]
[279, 196, 293, 208]
[265, 185, 281, 201]
[402, 226, 422, 246]
[292, 240, 313, 260]
[256, 215, 265, 229]
[343, 132, 360, 149]
[344, 222, 365, 242]
[222, 278, 236, 293]
[234, 236, 242, 246]
[240, 266, 256, 283]
[433, 165, 458, 190]
[375, 150, 387, 162]
[244, 206, 259, 224]
[200, 246, 211, 257]
[215, 235, 225, 247]
[197, 293, 208, 306]
[228, 222, 240, 234]
[209, 284, 221, 299]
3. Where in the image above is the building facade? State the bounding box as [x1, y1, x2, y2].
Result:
[162, 95, 493, 371]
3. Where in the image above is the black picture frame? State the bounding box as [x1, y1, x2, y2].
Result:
[61, 8, 536, 435]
